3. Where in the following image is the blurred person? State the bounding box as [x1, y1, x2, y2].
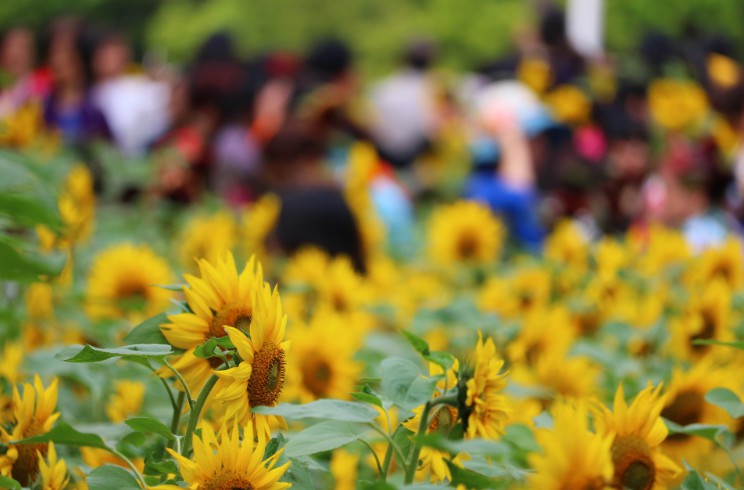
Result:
[43, 24, 111, 146]
[368, 39, 440, 168]
[92, 32, 169, 157]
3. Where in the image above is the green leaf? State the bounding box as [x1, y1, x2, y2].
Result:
[263, 433, 287, 460]
[144, 456, 179, 477]
[281, 457, 316, 490]
[0, 238, 65, 281]
[379, 358, 439, 410]
[416, 433, 508, 458]
[462, 457, 530, 481]
[193, 336, 235, 359]
[252, 400, 379, 423]
[86, 465, 141, 490]
[400, 330, 430, 355]
[705, 388, 744, 419]
[58, 344, 173, 364]
[14, 421, 107, 448]
[681, 469, 737, 490]
[284, 421, 369, 457]
[503, 424, 540, 454]
[0, 475, 21, 490]
[123, 313, 169, 345]
[692, 339, 744, 350]
[664, 420, 732, 446]
[125, 416, 175, 441]
[424, 351, 455, 371]
[0, 192, 61, 229]
[116, 432, 146, 455]
[351, 391, 383, 408]
[447, 460, 499, 489]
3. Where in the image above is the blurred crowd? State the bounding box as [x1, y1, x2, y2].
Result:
[3, 8, 744, 262]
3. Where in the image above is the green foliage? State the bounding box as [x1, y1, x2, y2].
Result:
[252, 400, 380, 423]
[86, 465, 141, 490]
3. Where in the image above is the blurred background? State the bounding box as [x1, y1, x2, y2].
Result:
[3, 0, 744, 264]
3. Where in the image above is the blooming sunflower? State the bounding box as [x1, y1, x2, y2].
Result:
[478, 266, 552, 319]
[178, 210, 237, 270]
[160, 253, 264, 391]
[660, 360, 740, 466]
[507, 306, 575, 367]
[213, 284, 290, 437]
[0, 376, 59, 486]
[528, 400, 614, 489]
[428, 200, 504, 266]
[0, 341, 23, 384]
[105, 380, 146, 424]
[688, 238, 744, 290]
[330, 448, 359, 490]
[241, 193, 281, 263]
[462, 333, 510, 439]
[512, 350, 600, 403]
[404, 361, 460, 483]
[648, 78, 709, 132]
[36, 443, 68, 490]
[85, 243, 173, 321]
[594, 384, 681, 490]
[166, 421, 290, 490]
[284, 311, 362, 403]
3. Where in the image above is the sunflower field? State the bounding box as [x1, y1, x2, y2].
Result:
[1, 145, 744, 490]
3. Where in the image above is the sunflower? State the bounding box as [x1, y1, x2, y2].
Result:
[594, 384, 681, 490]
[632, 225, 691, 278]
[512, 351, 599, 403]
[241, 193, 281, 263]
[528, 400, 614, 489]
[648, 78, 709, 132]
[25, 283, 55, 321]
[660, 360, 740, 466]
[80, 447, 145, 472]
[85, 243, 173, 321]
[428, 200, 504, 266]
[688, 238, 744, 290]
[330, 448, 359, 490]
[178, 210, 237, 270]
[0, 376, 59, 486]
[284, 311, 362, 403]
[0, 341, 23, 384]
[668, 279, 733, 361]
[105, 380, 146, 424]
[166, 421, 290, 490]
[517, 57, 552, 95]
[545, 84, 591, 126]
[462, 333, 510, 440]
[404, 361, 460, 483]
[507, 306, 575, 367]
[478, 266, 552, 319]
[212, 284, 290, 437]
[160, 253, 264, 392]
[36, 443, 68, 490]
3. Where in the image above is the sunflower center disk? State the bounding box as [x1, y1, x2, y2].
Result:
[203, 471, 255, 490]
[612, 435, 655, 490]
[661, 390, 704, 441]
[247, 341, 285, 407]
[210, 302, 252, 338]
[690, 309, 717, 352]
[456, 234, 478, 260]
[302, 357, 332, 398]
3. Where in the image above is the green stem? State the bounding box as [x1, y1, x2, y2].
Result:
[369, 425, 407, 473]
[380, 441, 394, 481]
[146, 362, 177, 412]
[164, 360, 194, 410]
[167, 391, 186, 451]
[404, 393, 459, 484]
[108, 445, 147, 489]
[360, 439, 383, 476]
[180, 373, 219, 457]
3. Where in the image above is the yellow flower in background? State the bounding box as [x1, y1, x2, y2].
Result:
[689, 238, 744, 290]
[330, 448, 359, 490]
[584, 275, 635, 324]
[404, 361, 460, 483]
[25, 283, 55, 321]
[528, 400, 614, 489]
[464, 334, 510, 439]
[479, 266, 552, 319]
[344, 142, 386, 257]
[284, 311, 362, 403]
[0, 376, 59, 486]
[178, 210, 237, 269]
[36, 443, 69, 490]
[105, 380, 146, 423]
[513, 351, 599, 403]
[213, 285, 289, 437]
[544, 220, 588, 293]
[707, 53, 740, 89]
[428, 200, 504, 266]
[594, 384, 681, 490]
[507, 306, 575, 367]
[632, 225, 691, 277]
[242, 193, 281, 261]
[517, 57, 552, 95]
[668, 279, 733, 361]
[85, 243, 173, 321]
[545, 84, 591, 126]
[166, 422, 290, 490]
[594, 238, 629, 280]
[80, 447, 144, 472]
[0, 341, 23, 384]
[648, 79, 709, 132]
[0, 100, 43, 148]
[660, 360, 740, 466]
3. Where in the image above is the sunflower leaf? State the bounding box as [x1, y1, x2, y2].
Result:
[400, 329, 430, 356]
[379, 357, 439, 410]
[446, 460, 500, 489]
[58, 344, 173, 364]
[0, 475, 21, 490]
[252, 400, 379, 423]
[123, 313, 169, 345]
[705, 388, 744, 419]
[86, 464, 141, 490]
[692, 339, 744, 350]
[193, 336, 235, 359]
[0, 238, 66, 282]
[13, 421, 108, 448]
[284, 421, 370, 457]
[124, 416, 175, 441]
[663, 420, 732, 447]
[424, 351, 455, 371]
